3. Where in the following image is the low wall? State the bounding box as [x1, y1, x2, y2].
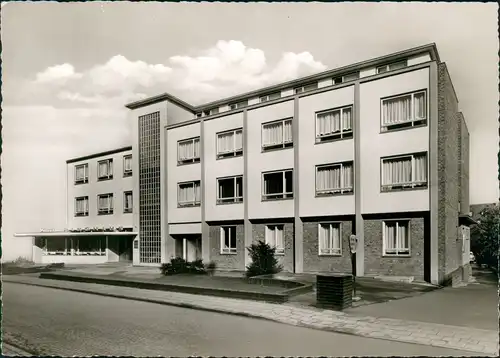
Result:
[40, 255, 108, 265]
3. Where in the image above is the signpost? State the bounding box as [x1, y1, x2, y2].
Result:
[349, 234, 358, 298]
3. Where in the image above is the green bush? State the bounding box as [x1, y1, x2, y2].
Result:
[206, 261, 217, 275]
[245, 240, 283, 278]
[160, 257, 207, 276]
[471, 204, 500, 275]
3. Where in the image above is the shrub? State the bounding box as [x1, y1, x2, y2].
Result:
[245, 240, 283, 278]
[160, 257, 207, 276]
[206, 261, 217, 276]
[471, 204, 500, 275]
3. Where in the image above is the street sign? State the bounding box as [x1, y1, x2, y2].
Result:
[349, 234, 358, 254]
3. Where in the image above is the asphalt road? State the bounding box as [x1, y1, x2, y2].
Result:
[3, 282, 477, 357]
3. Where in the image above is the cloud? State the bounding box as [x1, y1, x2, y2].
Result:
[35, 63, 82, 83]
[20, 40, 326, 107]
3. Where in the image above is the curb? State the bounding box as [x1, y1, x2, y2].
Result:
[2, 339, 42, 356]
[4, 278, 496, 355]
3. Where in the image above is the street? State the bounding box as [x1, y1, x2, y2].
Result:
[2, 282, 478, 357]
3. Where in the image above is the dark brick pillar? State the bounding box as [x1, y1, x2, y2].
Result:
[316, 273, 353, 310]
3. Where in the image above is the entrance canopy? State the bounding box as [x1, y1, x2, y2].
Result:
[14, 231, 138, 237]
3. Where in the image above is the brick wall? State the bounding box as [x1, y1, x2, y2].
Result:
[364, 216, 425, 279]
[302, 218, 353, 273]
[252, 221, 294, 272]
[459, 113, 470, 215]
[437, 62, 461, 282]
[209, 222, 245, 271]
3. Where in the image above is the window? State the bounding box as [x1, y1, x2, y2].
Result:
[124, 191, 133, 213]
[75, 164, 89, 184]
[259, 92, 281, 103]
[262, 118, 293, 150]
[178, 181, 201, 207]
[334, 72, 360, 84]
[294, 82, 318, 94]
[381, 152, 427, 191]
[220, 226, 237, 254]
[97, 159, 113, 180]
[316, 162, 354, 196]
[196, 113, 202, 118]
[123, 155, 132, 177]
[318, 223, 342, 255]
[217, 129, 243, 159]
[229, 100, 248, 110]
[204, 107, 219, 116]
[217, 176, 243, 204]
[316, 106, 353, 142]
[262, 170, 293, 201]
[97, 193, 113, 215]
[377, 60, 408, 74]
[178, 137, 201, 165]
[75, 196, 89, 217]
[265, 225, 285, 254]
[381, 90, 427, 131]
[383, 220, 410, 256]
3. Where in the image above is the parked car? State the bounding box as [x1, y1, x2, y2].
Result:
[469, 251, 476, 263]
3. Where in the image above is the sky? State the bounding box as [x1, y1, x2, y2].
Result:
[1, 2, 499, 261]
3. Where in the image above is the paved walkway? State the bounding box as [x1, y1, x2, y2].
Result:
[3, 274, 498, 356]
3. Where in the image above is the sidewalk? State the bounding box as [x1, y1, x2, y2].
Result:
[3, 274, 498, 356]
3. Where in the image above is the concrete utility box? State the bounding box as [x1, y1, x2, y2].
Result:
[316, 273, 353, 310]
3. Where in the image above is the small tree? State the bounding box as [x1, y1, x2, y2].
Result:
[471, 204, 500, 273]
[245, 240, 283, 278]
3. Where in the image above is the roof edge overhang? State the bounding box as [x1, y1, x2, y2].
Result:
[124, 43, 440, 112]
[66, 146, 133, 164]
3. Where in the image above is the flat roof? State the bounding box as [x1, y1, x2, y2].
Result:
[15, 231, 138, 237]
[125, 43, 440, 111]
[66, 146, 132, 164]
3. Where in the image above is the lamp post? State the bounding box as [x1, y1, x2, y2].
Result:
[349, 234, 358, 298]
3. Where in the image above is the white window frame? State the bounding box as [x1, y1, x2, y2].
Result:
[262, 169, 293, 201]
[318, 222, 342, 256]
[97, 193, 114, 215]
[294, 82, 318, 94]
[381, 90, 427, 131]
[265, 224, 285, 255]
[204, 107, 219, 116]
[123, 191, 133, 213]
[74, 196, 89, 217]
[382, 220, 411, 256]
[220, 226, 237, 254]
[315, 105, 353, 142]
[123, 154, 132, 177]
[74, 164, 89, 184]
[177, 180, 201, 207]
[97, 159, 113, 180]
[217, 176, 243, 204]
[315, 162, 354, 196]
[376, 60, 408, 74]
[177, 137, 201, 165]
[229, 100, 248, 110]
[334, 72, 359, 84]
[381, 152, 428, 191]
[216, 128, 243, 159]
[261, 118, 293, 150]
[259, 92, 281, 103]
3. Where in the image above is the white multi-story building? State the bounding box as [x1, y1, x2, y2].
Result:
[19, 43, 475, 285]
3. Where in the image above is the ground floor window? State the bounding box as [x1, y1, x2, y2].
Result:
[318, 222, 342, 255]
[265, 224, 285, 254]
[40, 237, 106, 256]
[220, 226, 237, 254]
[383, 220, 410, 256]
